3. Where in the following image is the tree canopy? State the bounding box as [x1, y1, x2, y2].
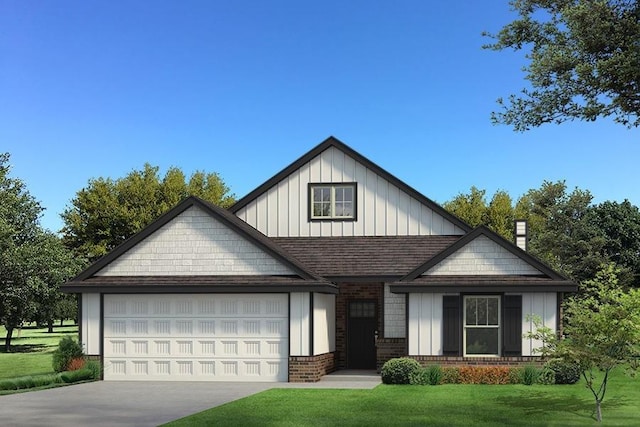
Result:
[61, 164, 236, 261]
[485, 0, 640, 130]
[0, 153, 81, 351]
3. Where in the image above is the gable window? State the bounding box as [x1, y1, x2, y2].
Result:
[464, 296, 500, 356]
[309, 183, 356, 220]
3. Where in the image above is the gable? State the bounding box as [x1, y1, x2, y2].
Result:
[423, 235, 542, 276]
[96, 205, 295, 276]
[233, 137, 468, 237]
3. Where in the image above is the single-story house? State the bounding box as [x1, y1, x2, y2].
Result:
[62, 136, 576, 382]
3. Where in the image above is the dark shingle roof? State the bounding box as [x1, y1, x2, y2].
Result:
[271, 235, 461, 278]
[390, 274, 576, 292]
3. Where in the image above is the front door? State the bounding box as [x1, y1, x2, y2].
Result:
[347, 301, 377, 369]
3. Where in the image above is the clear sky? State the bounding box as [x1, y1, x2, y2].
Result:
[1, 1, 638, 232]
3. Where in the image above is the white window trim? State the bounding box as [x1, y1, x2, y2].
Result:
[309, 183, 356, 220]
[463, 295, 501, 357]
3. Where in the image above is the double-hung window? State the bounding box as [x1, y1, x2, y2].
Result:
[309, 183, 356, 220]
[464, 296, 500, 356]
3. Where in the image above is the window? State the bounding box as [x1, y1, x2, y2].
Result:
[464, 296, 500, 356]
[309, 183, 356, 220]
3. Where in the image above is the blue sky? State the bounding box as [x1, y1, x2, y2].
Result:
[1, 1, 638, 232]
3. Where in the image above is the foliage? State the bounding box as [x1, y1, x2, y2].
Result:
[484, 0, 640, 130]
[0, 153, 81, 351]
[60, 368, 93, 383]
[380, 357, 421, 384]
[61, 163, 235, 261]
[443, 187, 515, 239]
[410, 365, 442, 385]
[85, 359, 102, 380]
[52, 336, 84, 373]
[440, 366, 461, 384]
[523, 314, 558, 359]
[537, 367, 556, 385]
[522, 365, 540, 385]
[457, 366, 512, 385]
[558, 264, 640, 421]
[545, 359, 581, 384]
[508, 367, 523, 384]
[66, 357, 86, 371]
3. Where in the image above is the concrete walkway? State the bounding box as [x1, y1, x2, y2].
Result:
[0, 371, 381, 426]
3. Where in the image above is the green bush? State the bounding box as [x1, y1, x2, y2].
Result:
[410, 365, 442, 385]
[52, 336, 84, 373]
[545, 359, 581, 384]
[60, 368, 93, 384]
[381, 358, 421, 384]
[508, 368, 523, 384]
[537, 367, 556, 385]
[85, 360, 102, 380]
[522, 365, 540, 385]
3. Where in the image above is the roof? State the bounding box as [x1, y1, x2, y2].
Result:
[389, 275, 576, 293]
[63, 196, 336, 294]
[272, 235, 461, 279]
[63, 275, 338, 294]
[230, 136, 472, 233]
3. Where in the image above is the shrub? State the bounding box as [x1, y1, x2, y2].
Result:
[441, 367, 460, 384]
[67, 357, 86, 371]
[52, 336, 84, 373]
[458, 366, 511, 384]
[522, 365, 540, 385]
[545, 359, 581, 384]
[409, 365, 442, 385]
[426, 365, 442, 385]
[60, 369, 93, 384]
[537, 367, 556, 385]
[508, 367, 523, 384]
[381, 358, 421, 384]
[85, 360, 102, 380]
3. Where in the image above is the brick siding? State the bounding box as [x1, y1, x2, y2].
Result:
[289, 352, 336, 382]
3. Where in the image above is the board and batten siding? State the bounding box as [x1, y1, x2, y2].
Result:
[425, 235, 542, 275]
[408, 293, 445, 356]
[520, 292, 557, 356]
[81, 293, 101, 355]
[313, 293, 336, 355]
[235, 146, 466, 237]
[290, 293, 311, 356]
[96, 206, 294, 276]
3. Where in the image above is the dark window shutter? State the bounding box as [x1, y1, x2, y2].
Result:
[442, 295, 461, 356]
[502, 295, 522, 356]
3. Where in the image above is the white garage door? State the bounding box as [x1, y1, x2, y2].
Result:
[103, 294, 289, 382]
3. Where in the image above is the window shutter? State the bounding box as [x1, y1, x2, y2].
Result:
[442, 295, 461, 356]
[502, 295, 522, 356]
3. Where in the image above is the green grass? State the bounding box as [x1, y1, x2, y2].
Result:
[165, 370, 638, 426]
[0, 324, 78, 380]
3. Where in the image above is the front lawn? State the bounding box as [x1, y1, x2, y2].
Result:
[166, 369, 638, 426]
[0, 324, 78, 380]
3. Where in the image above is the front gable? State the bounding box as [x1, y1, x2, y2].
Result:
[232, 137, 469, 237]
[423, 235, 541, 276]
[96, 205, 295, 276]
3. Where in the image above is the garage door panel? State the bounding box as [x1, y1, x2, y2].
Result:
[103, 294, 288, 382]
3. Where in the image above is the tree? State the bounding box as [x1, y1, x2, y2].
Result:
[61, 164, 235, 261]
[443, 186, 488, 228]
[559, 264, 640, 422]
[585, 200, 640, 285]
[484, 0, 640, 130]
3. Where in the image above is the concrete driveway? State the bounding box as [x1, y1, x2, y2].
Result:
[0, 381, 274, 426]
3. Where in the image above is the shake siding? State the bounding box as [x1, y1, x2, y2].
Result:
[234, 146, 465, 237]
[425, 235, 542, 275]
[96, 206, 294, 276]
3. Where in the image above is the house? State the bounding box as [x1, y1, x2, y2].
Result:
[62, 136, 576, 382]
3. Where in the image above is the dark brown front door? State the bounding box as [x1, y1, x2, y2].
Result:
[347, 301, 377, 369]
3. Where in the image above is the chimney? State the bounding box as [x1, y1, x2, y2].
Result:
[514, 219, 527, 251]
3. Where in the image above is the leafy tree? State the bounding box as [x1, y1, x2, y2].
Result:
[486, 190, 515, 240]
[443, 186, 488, 228]
[560, 264, 640, 422]
[0, 153, 81, 350]
[585, 200, 640, 285]
[516, 180, 606, 282]
[484, 0, 640, 130]
[61, 164, 235, 261]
